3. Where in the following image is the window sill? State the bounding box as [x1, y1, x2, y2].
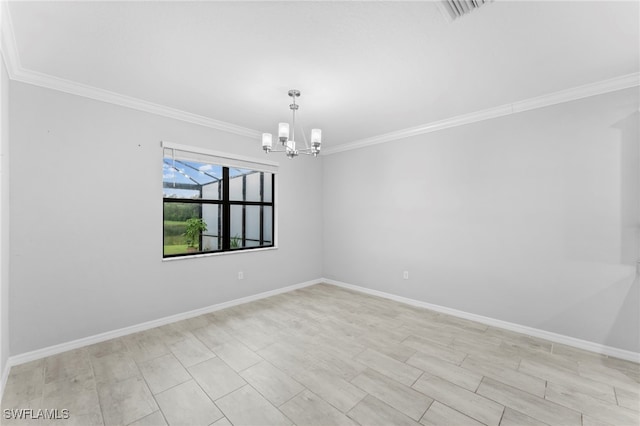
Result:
[162, 245, 278, 261]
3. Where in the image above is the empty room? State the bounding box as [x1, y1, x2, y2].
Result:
[0, 0, 638, 425]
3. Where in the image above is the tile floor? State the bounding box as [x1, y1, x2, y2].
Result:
[1, 283, 639, 426]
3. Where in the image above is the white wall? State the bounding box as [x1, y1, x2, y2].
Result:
[323, 88, 640, 352]
[5, 76, 639, 357]
[0, 51, 10, 381]
[9, 81, 323, 355]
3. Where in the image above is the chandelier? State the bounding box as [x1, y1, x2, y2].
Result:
[262, 89, 321, 159]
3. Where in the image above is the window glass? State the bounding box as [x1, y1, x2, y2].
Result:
[245, 206, 261, 243]
[263, 173, 273, 202]
[229, 169, 272, 202]
[263, 206, 273, 245]
[202, 204, 222, 251]
[163, 202, 208, 256]
[230, 205, 244, 249]
[229, 205, 273, 249]
[163, 156, 274, 258]
[163, 157, 222, 200]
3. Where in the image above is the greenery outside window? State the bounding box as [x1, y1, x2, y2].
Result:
[163, 143, 277, 258]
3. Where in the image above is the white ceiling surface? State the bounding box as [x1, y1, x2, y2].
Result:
[7, 1, 640, 149]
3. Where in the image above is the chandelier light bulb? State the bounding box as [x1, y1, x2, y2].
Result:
[262, 133, 273, 151]
[278, 123, 289, 143]
[311, 129, 322, 147]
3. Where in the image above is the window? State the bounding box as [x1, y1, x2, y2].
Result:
[162, 143, 277, 258]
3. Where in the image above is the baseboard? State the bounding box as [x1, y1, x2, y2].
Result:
[5, 278, 322, 370]
[323, 278, 640, 363]
[4, 275, 637, 397]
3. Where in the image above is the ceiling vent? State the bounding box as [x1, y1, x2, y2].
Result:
[438, 0, 492, 21]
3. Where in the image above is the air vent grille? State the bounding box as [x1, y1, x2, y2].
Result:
[440, 0, 492, 20]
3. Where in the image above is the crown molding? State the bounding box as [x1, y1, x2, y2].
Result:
[11, 68, 262, 139]
[323, 72, 640, 155]
[511, 72, 640, 114]
[0, 1, 260, 140]
[0, 1, 20, 79]
[2, 1, 638, 152]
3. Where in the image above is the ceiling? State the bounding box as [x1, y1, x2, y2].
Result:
[5, 1, 639, 151]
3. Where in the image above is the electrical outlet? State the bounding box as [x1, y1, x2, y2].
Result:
[238, 271, 244, 280]
[403, 271, 409, 280]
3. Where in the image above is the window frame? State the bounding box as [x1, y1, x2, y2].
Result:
[162, 142, 278, 259]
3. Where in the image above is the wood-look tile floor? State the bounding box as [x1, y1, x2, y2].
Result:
[2, 283, 639, 426]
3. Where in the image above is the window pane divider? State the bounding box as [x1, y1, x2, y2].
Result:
[163, 147, 276, 258]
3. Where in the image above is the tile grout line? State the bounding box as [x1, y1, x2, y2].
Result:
[409, 370, 425, 388]
[481, 375, 585, 424]
[416, 398, 434, 423]
[276, 386, 307, 408]
[86, 350, 107, 426]
[165, 334, 228, 425]
[473, 375, 483, 393]
[458, 353, 469, 367]
[132, 348, 168, 425]
[497, 406, 506, 426]
[256, 357, 308, 406]
[3, 284, 638, 425]
[232, 370, 297, 424]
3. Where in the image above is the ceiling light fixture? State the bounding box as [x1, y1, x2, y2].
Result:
[261, 89, 321, 159]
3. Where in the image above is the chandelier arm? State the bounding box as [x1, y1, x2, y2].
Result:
[300, 121, 310, 150]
